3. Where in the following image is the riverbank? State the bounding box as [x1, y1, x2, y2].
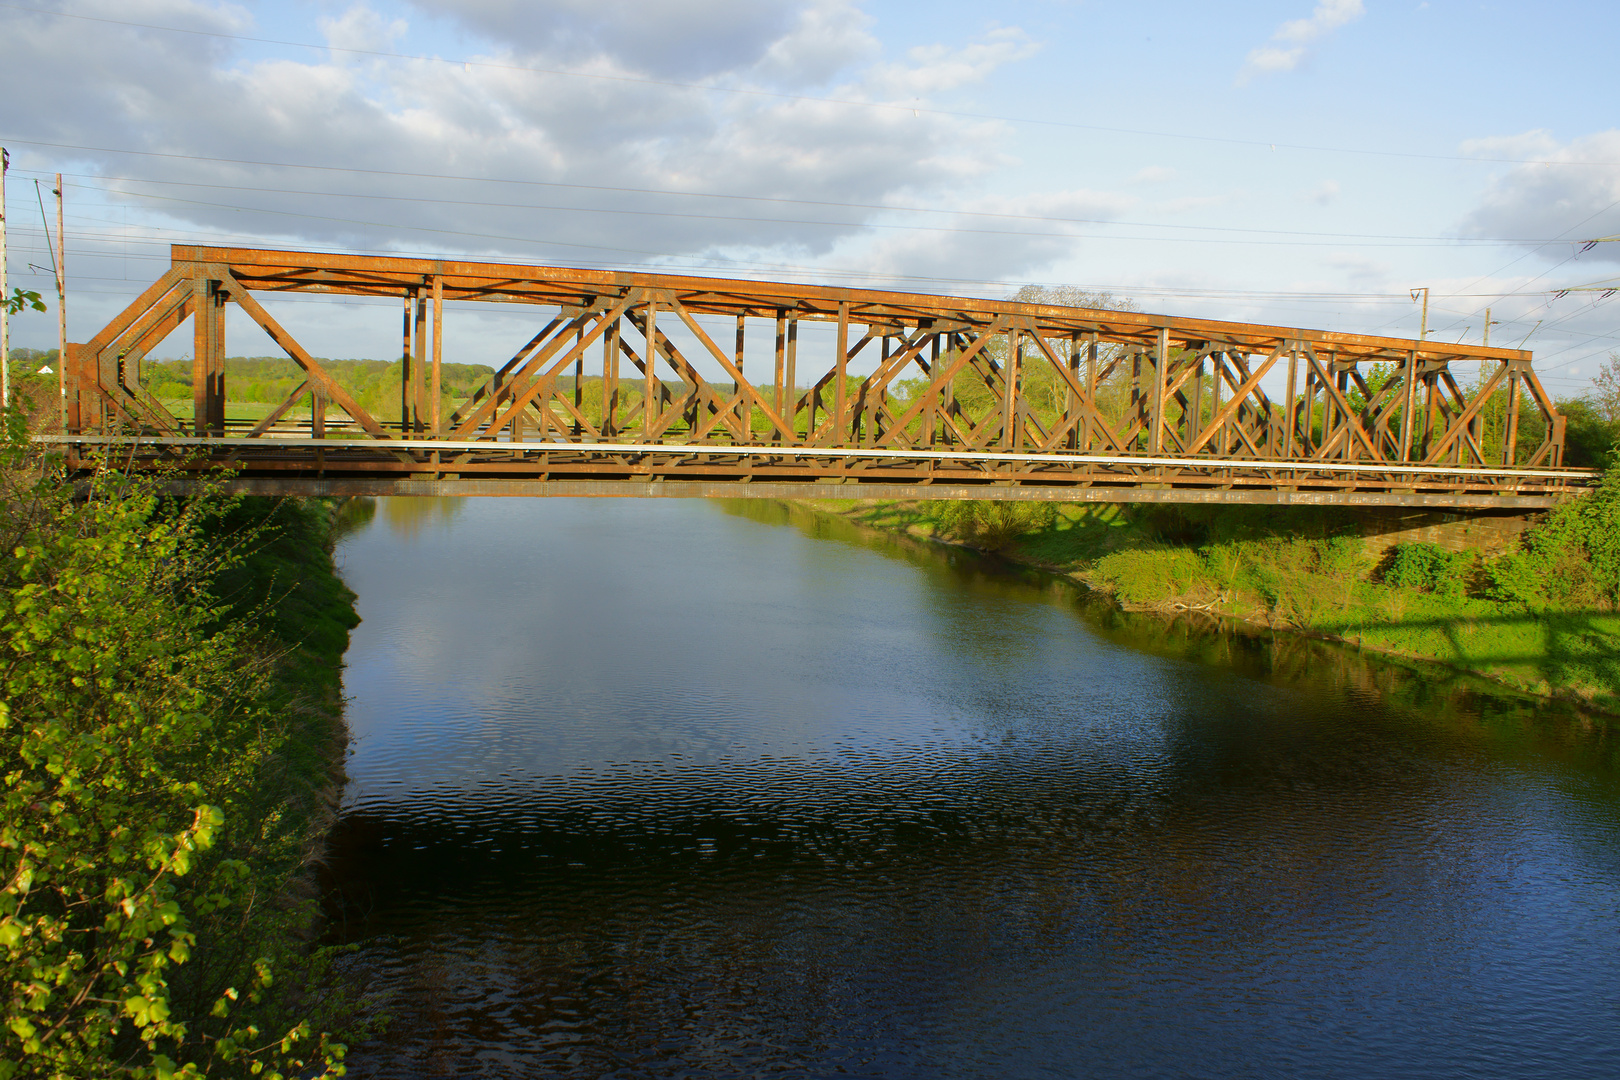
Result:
[809, 487, 1620, 715]
[209, 495, 366, 887]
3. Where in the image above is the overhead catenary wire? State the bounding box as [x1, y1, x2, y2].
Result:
[3, 3, 1617, 171]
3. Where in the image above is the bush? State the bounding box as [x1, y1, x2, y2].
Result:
[1483, 449, 1620, 610]
[1484, 551, 1542, 605]
[1384, 542, 1475, 598]
[0, 434, 354, 1078]
[934, 500, 1056, 552]
[1091, 547, 1208, 605]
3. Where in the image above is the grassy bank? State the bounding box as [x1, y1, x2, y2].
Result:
[820, 472, 1620, 714]
[208, 495, 365, 881]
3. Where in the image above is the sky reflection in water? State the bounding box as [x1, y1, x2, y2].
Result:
[325, 497, 1620, 1079]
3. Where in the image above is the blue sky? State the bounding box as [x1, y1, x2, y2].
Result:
[2, 0, 1617, 393]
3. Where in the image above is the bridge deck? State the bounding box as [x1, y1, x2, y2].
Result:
[50, 246, 1592, 508]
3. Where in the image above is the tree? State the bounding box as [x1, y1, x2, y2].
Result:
[1592, 351, 1620, 425]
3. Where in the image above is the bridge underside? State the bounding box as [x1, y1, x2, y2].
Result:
[50, 246, 1591, 509]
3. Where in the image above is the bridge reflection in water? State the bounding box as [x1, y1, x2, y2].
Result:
[48, 246, 1592, 509]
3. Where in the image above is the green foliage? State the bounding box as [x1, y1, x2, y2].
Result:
[1482, 451, 1620, 609]
[1348, 361, 1398, 412]
[933, 500, 1055, 552]
[0, 436, 355, 1078]
[1483, 551, 1541, 606]
[138, 355, 494, 424]
[1593, 352, 1620, 426]
[1090, 546, 1207, 605]
[3, 290, 46, 316]
[1559, 397, 1619, 469]
[1385, 543, 1475, 599]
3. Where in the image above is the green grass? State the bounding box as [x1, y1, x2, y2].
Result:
[821, 497, 1620, 713]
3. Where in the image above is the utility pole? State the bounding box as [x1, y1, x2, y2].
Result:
[1482, 306, 1497, 348]
[53, 174, 64, 432]
[1, 147, 8, 410]
[1410, 287, 1429, 340]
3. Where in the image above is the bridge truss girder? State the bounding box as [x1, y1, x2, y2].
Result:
[55, 246, 1584, 507]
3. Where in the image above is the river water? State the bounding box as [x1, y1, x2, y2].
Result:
[324, 497, 1620, 1079]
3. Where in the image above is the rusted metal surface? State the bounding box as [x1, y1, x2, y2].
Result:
[53, 245, 1593, 507]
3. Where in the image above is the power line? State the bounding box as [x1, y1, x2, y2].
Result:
[26, 171, 1565, 247]
[4, 2, 1617, 170]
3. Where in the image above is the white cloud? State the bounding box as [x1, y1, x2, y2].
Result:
[1458, 129, 1560, 160]
[1308, 179, 1340, 205]
[866, 27, 1040, 96]
[1324, 253, 1388, 286]
[1130, 166, 1175, 185]
[320, 4, 408, 55]
[1237, 0, 1364, 84]
[0, 1, 1054, 274]
[1459, 130, 1620, 264]
[813, 189, 1134, 286]
[403, 0, 804, 80]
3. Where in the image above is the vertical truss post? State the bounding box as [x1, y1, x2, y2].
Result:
[1064, 331, 1078, 451]
[1503, 365, 1521, 466]
[602, 311, 620, 438]
[399, 291, 411, 436]
[572, 321, 584, 437]
[835, 300, 849, 446]
[1129, 349, 1143, 451]
[1189, 353, 1205, 452]
[735, 314, 748, 443]
[1422, 366, 1441, 458]
[64, 343, 85, 436]
[1470, 368, 1486, 465]
[1002, 328, 1020, 449]
[431, 275, 443, 435]
[1150, 327, 1169, 454]
[1316, 363, 1330, 457]
[1209, 353, 1224, 456]
[191, 275, 224, 436]
[1084, 335, 1098, 453]
[1335, 361, 1350, 460]
[785, 315, 798, 439]
[878, 331, 893, 445]
[312, 384, 326, 439]
[1399, 348, 1417, 461]
[1283, 345, 1299, 460]
[773, 310, 786, 440]
[926, 333, 941, 447]
[412, 292, 427, 436]
[643, 299, 657, 442]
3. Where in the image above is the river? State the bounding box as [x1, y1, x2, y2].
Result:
[323, 496, 1620, 1078]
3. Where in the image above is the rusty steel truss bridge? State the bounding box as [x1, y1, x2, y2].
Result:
[40, 245, 1594, 509]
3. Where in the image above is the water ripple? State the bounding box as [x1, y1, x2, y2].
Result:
[325, 498, 1620, 1079]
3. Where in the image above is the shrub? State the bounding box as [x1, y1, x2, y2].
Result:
[1484, 551, 1542, 605]
[1384, 542, 1475, 598]
[1091, 547, 1208, 605]
[0, 436, 354, 1078]
[934, 500, 1055, 552]
[1483, 449, 1620, 610]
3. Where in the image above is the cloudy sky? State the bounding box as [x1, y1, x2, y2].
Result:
[2, 0, 1618, 394]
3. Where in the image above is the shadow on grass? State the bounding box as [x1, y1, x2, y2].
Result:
[1310, 607, 1620, 704]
